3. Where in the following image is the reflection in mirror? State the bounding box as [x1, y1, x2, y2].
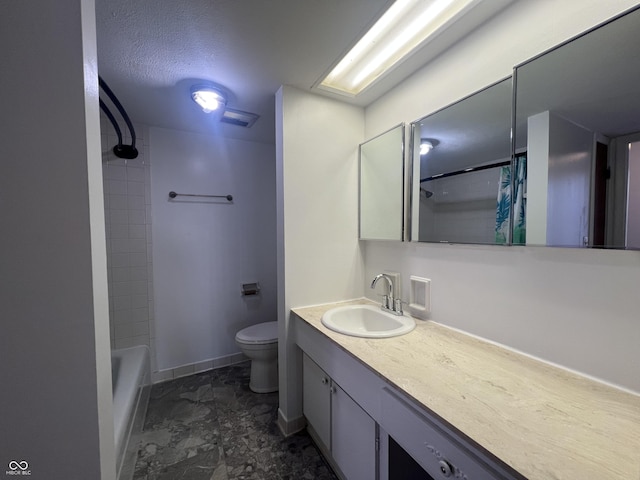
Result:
[359, 124, 404, 240]
[410, 78, 512, 244]
[514, 6, 640, 249]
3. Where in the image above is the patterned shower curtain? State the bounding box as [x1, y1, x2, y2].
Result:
[495, 154, 526, 244]
[512, 154, 527, 244]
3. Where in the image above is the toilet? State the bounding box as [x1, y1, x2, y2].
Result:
[235, 321, 279, 393]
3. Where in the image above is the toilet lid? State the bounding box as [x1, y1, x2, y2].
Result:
[236, 321, 278, 344]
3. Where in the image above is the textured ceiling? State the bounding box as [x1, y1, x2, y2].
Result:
[95, 0, 514, 144]
[96, 0, 391, 144]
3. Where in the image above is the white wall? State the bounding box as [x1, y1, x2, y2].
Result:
[363, 0, 640, 392]
[0, 0, 115, 478]
[546, 113, 593, 246]
[626, 141, 640, 248]
[419, 167, 501, 243]
[150, 127, 277, 374]
[276, 85, 365, 431]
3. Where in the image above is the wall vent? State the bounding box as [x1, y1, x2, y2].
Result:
[221, 108, 260, 128]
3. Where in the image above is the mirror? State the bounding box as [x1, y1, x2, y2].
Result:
[359, 124, 405, 240]
[410, 78, 512, 244]
[514, 6, 640, 249]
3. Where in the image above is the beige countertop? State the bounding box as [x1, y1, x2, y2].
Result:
[292, 299, 640, 480]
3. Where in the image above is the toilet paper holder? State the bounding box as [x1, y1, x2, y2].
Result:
[241, 283, 261, 296]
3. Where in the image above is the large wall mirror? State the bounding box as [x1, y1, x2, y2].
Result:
[359, 124, 405, 241]
[410, 78, 512, 244]
[514, 6, 640, 249]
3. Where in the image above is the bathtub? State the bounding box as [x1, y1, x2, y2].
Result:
[112, 346, 151, 480]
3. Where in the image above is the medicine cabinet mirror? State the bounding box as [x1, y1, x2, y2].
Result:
[514, 6, 640, 249]
[410, 78, 512, 244]
[359, 124, 405, 241]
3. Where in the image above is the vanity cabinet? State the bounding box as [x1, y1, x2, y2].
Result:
[302, 353, 377, 480]
[295, 310, 525, 480]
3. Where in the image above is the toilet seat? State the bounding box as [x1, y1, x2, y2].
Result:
[235, 321, 278, 345]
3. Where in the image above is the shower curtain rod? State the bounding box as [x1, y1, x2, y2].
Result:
[420, 160, 510, 183]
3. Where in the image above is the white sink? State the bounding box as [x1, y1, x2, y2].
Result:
[321, 304, 415, 338]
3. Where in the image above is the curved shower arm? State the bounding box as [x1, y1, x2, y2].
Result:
[99, 76, 137, 148]
[99, 98, 124, 148]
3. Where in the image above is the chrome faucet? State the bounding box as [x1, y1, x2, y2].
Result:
[370, 274, 403, 316]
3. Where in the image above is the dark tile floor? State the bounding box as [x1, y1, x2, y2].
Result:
[132, 362, 338, 480]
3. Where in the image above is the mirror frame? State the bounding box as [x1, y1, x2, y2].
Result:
[359, 123, 406, 241]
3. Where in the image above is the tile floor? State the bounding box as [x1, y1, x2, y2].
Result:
[132, 362, 338, 480]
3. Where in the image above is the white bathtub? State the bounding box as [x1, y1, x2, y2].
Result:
[112, 346, 151, 480]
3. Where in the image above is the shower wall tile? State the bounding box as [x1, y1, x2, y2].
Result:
[113, 309, 131, 324]
[109, 209, 128, 225]
[110, 267, 131, 282]
[114, 296, 133, 312]
[129, 225, 146, 240]
[102, 117, 156, 370]
[129, 210, 145, 225]
[132, 321, 149, 336]
[108, 180, 128, 195]
[129, 266, 147, 281]
[127, 182, 145, 197]
[126, 166, 145, 183]
[111, 224, 129, 239]
[131, 308, 148, 322]
[128, 195, 145, 210]
[129, 252, 147, 266]
[109, 195, 129, 210]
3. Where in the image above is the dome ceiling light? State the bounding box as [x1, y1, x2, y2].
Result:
[191, 85, 228, 113]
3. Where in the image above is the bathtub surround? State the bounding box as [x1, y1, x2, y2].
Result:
[0, 0, 115, 478]
[133, 362, 337, 480]
[101, 119, 155, 358]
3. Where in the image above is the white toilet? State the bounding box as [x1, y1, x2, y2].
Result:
[235, 321, 279, 393]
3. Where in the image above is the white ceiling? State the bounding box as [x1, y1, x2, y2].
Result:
[95, 0, 514, 145]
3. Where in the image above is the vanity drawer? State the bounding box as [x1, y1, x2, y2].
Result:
[380, 388, 521, 480]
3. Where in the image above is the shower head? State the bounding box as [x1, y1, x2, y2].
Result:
[421, 188, 433, 198]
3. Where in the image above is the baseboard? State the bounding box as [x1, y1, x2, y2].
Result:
[151, 352, 248, 384]
[277, 408, 307, 437]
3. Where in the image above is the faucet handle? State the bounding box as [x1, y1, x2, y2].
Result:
[393, 298, 404, 314]
[381, 294, 391, 309]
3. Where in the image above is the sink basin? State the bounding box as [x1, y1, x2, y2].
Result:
[321, 304, 415, 338]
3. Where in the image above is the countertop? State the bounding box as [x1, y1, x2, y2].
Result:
[292, 299, 640, 480]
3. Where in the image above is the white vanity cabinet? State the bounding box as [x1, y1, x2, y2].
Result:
[294, 310, 525, 480]
[302, 353, 377, 480]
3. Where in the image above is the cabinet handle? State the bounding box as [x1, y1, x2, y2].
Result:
[329, 386, 336, 394]
[321, 377, 328, 385]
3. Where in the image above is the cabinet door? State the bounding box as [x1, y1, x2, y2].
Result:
[332, 382, 377, 480]
[302, 354, 331, 449]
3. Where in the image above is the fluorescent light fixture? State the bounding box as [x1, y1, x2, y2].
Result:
[191, 85, 227, 113]
[319, 0, 478, 96]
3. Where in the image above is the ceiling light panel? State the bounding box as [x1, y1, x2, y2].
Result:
[319, 0, 479, 96]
